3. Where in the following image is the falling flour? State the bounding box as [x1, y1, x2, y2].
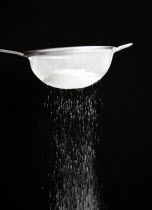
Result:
[45, 88, 105, 210]
[43, 69, 101, 89]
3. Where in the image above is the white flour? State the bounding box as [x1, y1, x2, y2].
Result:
[43, 69, 101, 89]
[47, 89, 104, 209]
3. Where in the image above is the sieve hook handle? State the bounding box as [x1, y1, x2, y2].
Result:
[112, 43, 133, 53]
[0, 49, 26, 57]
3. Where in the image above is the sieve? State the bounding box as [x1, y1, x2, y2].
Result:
[0, 43, 133, 89]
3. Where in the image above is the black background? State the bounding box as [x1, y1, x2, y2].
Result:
[0, 1, 152, 210]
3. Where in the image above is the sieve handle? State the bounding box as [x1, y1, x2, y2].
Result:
[0, 49, 26, 57]
[112, 43, 133, 53]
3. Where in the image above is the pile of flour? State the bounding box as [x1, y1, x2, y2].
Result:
[43, 69, 101, 89]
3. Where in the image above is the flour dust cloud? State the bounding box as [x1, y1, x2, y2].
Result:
[45, 86, 105, 210]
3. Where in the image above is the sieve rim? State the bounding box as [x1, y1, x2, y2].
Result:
[24, 46, 113, 57]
